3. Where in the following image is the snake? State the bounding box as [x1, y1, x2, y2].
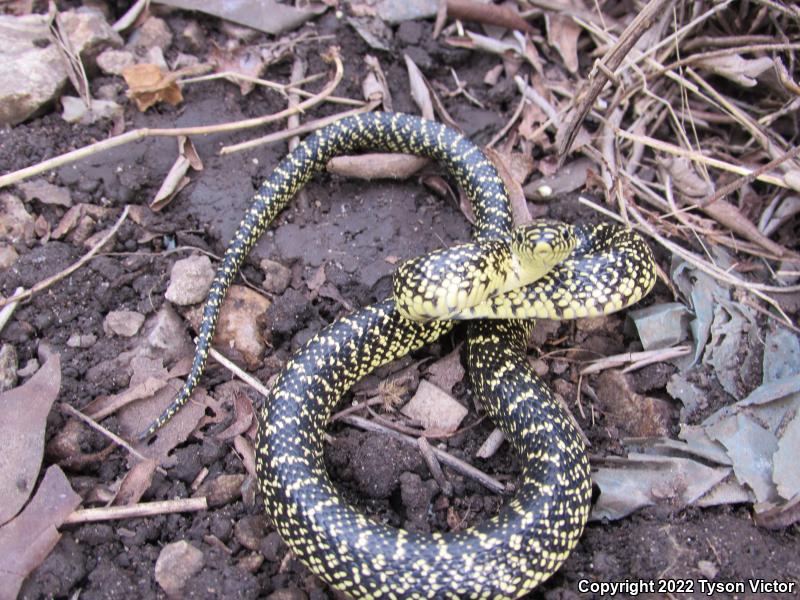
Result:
[140, 112, 656, 598]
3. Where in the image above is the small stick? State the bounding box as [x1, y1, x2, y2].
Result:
[0, 287, 24, 333]
[60, 403, 168, 475]
[63, 498, 208, 525]
[0, 51, 344, 188]
[221, 99, 380, 155]
[0, 206, 130, 307]
[341, 415, 509, 495]
[418, 437, 454, 496]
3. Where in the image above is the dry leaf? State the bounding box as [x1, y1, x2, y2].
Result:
[547, 14, 580, 74]
[327, 153, 430, 180]
[404, 53, 434, 120]
[0, 466, 81, 599]
[111, 460, 157, 506]
[122, 63, 183, 112]
[150, 137, 204, 212]
[695, 54, 775, 88]
[209, 44, 266, 95]
[0, 348, 61, 525]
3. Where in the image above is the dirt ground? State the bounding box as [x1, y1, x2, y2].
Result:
[1, 6, 798, 600]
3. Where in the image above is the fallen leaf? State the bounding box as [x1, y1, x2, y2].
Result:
[0, 466, 81, 599]
[17, 179, 72, 207]
[214, 383, 255, 441]
[0, 348, 61, 525]
[546, 14, 580, 73]
[150, 137, 203, 211]
[405, 53, 434, 120]
[154, 0, 325, 35]
[122, 63, 183, 112]
[111, 460, 157, 506]
[209, 44, 267, 95]
[695, 54, 775, 88]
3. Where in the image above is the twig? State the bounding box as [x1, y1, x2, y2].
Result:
[0, 49, 344, 188]
[0, 206, 130, 307]
[0, 287, 24, 333]
[220, 99, 380, 155]
[63, 498, 208, 525]
[418, 437, 454, 496]
[580, 346, 692, 375]
[60, 403, 168, 475]
[615, 129, 789, 189]
[341, 415, 510, 495]
[700, 145, 800, 207]
[557, 0, 674, 163]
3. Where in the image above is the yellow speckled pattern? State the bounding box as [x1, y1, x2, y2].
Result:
[140, 112, 656, 598]
[395, 221, 656, 323]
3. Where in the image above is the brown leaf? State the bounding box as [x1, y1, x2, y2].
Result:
[404, 53, 434, 120]
[327, 153, 430, 180]
[485, 147, 532, 225]
[0, 349, 61, 525]
[695, 54, 774, 88]
[547, 14, 580, 73]
[424, 347, 464, 395]
[214, 384, 255, 441]
[111, 460, 157, 506]
[209, 44, 266, 95]
[122, 63, 183, 112]
[0, 466, 81, 599]
[150, 137, 204, 212]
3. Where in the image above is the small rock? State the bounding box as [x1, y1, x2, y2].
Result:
[375, 0, 437, 23]
[194, 473, 245, 507]
[267, 588, 308, 600]
[0, 193, 35, 243]
[58, 8, 123, 65]
[260, 531, 287, 562]
[234, 515, 267, 551]
[237, 553, 264, 573]
[103, 309, 145, 337]
[399, 472, 438, 532]
[17, 179, 72, 207]
[127, 16, 173, 53]
[154, 540, 204, 598]
[66, 332, 97, 348]
[180, 21, 205, 53]
[260, 258, 292, 294]
[697, 559, 718, 579]
[530, 358, 548, 377]
[0, 244, 18, 269]
[0, 14, 67, 125]
[401, 380, 468, 434]
[96, 48, 136, 75]
[0, 343, 17, 392]
[61, 96, 122, 125]
[189, 285, 271, 369]
[165, 255, 215, 306]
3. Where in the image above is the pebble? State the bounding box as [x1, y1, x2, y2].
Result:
[103, 309, 145, 337]
[260, 531, 287, 562]
[154, 540, 204, 598]
[0, 343, 17, 392]
[165, 255, 215, 306]
[193, 474, 246, 508]
[234, 515, 267, 551]
[260, 258, 292, 294]
[127, 16, 173, 53]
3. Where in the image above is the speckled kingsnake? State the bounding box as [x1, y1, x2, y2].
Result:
[141, 112, 656, 598]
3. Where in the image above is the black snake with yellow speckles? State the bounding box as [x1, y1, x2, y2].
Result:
[142, 112, 656, 598]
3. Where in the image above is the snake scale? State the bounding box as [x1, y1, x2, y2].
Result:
[141, 112, 656, 598]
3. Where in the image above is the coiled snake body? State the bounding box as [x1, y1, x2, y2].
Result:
[143, 113, 656, 598]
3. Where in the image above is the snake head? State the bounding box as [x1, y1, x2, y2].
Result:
[511, 221, 577, 277]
